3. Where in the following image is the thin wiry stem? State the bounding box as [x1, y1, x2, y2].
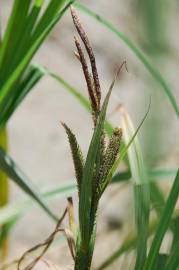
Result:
[71, 6, 101, 109]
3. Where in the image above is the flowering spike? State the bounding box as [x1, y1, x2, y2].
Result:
[96, 128, 122, 195]
[74, 36, 98, 115]
[61, 122, 84, 191]
[71, 6, 101, 109]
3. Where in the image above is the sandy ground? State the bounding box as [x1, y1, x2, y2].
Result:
[0, 0, 179, 269]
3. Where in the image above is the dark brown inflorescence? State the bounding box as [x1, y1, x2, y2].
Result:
[71, 6, 101, 125]
[63, 6, 124, 201]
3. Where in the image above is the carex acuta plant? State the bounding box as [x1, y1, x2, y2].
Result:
[61, 7, 123, 270]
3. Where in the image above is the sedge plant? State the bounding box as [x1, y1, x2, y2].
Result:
[63, 8, 179, 270]
[62, 7, 123, 270]
[60, 7, 150, 270]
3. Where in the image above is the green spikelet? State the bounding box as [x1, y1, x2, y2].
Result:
[61, 123, 84, 191]
[100, 131, 106, 163]
[96, 128, 122, 194]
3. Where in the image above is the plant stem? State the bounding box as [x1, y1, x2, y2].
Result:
[0, 127, 8, 261]
[75, 208, 97, 270]
[74, 229, 96, 270]
[74, 247, 93, 270]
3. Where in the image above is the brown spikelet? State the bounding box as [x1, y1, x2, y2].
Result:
[71, 6, 101, 109]
[74, 36, 98, 114]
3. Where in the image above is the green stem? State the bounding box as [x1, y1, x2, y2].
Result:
[74, 247, 93, 270]
[75, 206, 97, 270]
[0, 127, 8, 261]
[75, 228, 96, 270]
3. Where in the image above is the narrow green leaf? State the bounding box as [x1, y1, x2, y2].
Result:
[50, 72, 91, 111]
[0, 219, 17, 248]
[7, 4, 43, 77]
[111, 170, 131, 183]
[0, 65, 45, 129]
[150, 181, 165, 217]
[148, 169, 177, 180]
[0, 128, 8, 257]
[35, 0, 45, 7]
[120, 108, 147, 186]
[165, 242, 179, 270]
[120, 108, 150, 269]
[32, 0, 67, 42]
[144, 169, 179, 270]
[75, 2, 179, 117]
[0, 148, 58, 222]
[0, 181, 76, 226]
[1, 168, 173, 228]
[0, 129, 8, 207]
[153, 254, 168, 270]
[50, 72, 115, 137]
[0, 1, 72, 105]
[98, 233, 136, 270]
[98, 219, 158, 270]
[0, 0, 31, 70]
[112, 169, 177, 184]
[100, 104, 150, 194]
[134, 185, 150, 269]
[170, 216, 179, 252]
[79, 88, 112, 248]
[0, 0, 32, 84]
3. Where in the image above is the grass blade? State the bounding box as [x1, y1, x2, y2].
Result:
[0, 0, 31, 70]
[98, 219, 158, 270]
[153, 254, 168, 270]
[0, 128, 8, 260]
[120, 107, 150, 269]
[0, 148, 58, 222]
[79, 88, 112, 247]
[100, 103, 150, 195]
[112, 169, 177, 184]
[144, 169, 179, 270]
[165, 242, 179, 270]
[75, 2, 179, 117]
[51, 72, 91, 111]
[0, 65, 45, 129]
[0, 130, 8, 208]
[50, 72, 113, 136]
[0, 181, 76, 226]
[0, 0, 32, 82]
[0, 167, 176, 229]
[32, 0, 66, 42]
[170, 216, 179, 252]
[0, 1, 72, 105]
